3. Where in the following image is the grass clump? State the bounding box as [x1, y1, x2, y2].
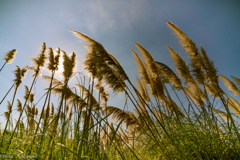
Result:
[0, 21, 240, 159]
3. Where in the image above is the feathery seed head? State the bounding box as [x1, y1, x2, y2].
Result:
[219, 74, 240, 96]
[95, 83, 109, 106]
[7, 101, 12, 113]
[71, 52, 76, 67]
[71, 30, 96, 45]
[54, 48, 61, 70]
[200, 47, 218, 83]
[31, 43, 46, 78]
[166, 97, 185, 118]
[26, 104, 31, 114]
[4, 49, 17, 63]
[13, 65, 21, 86]
[166, 22, 206, 84]
[42, 75, 62, 86]
[166, 21, 198, 58]
[35, 108, 38, 116]
[136, 76, 150, 102]
[204, 82, 218, 98]
[134, 42, 157, 77]
[47, 48, 55, 70]
[62, 51, 76, 81]
[72, 30, 128, 94]
[167, 46, 192, 84]
[131, 49, 150, 84]
[226, 95, 240, 118]
[156, 61, 182, 90]
[4, 101, 12, 119]
[48, 47, 61, 71]
[29, 92, 35, 103]
[32, 103, 36, 115]
[16, 99, 22, 112]
[76, 84, 100, 110]
[21, 66, 28, 78]
[13, 66, 28, 89]
[32, 42, 46, 67]
[24, 85, 30, 100]
[134, 43, 164, 98]
[184, 87, 204, 106]
[231, 76, 240, 89]
[213, 109, 228, 121]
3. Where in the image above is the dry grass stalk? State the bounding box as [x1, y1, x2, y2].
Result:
[94, 83, 109, 106]
[76, 84, 100, 110]
[104, 106, 138, 130]
[71, 30, 128, 94]
[32, 42, 46, 67]
[42, 75, 62, 86]
[131, 49, 150, 85]
[152, 110, 169, 122]
[68, 106, 73, 121]
[200, 47, 223, 96]
[231, 76, 240, 88]
[4, 101, 12, 120]
[166, 22, 198, 58]
[62, 51, 76, 81]
[47, 47, 60, 71]
[4, 49, 17, 63]
[166, 21, 205, 84]
[164, 96, 185, 118]
[203, 82, 218, 98]
[29, 92, 35, 104]
[24, 85, 30, 100]
[51, 103, 55, 117]
[212, 109, 229, 121]
[226, 95, 240, 118]
[31, 42, 46, 77]
[183, 87, 204, 106]
[134, 43, 164, 97]
[119, 128, 129, 144]
[168, 46, 205, 100]
[219, 74, 240, 96]
[81, 110, 94, 128]
[136, 76, 150, 102]
[155, 61, 182, 90]
[14, 66, 28, 88]
[45, 104, 50, 121]
[167, 46, 191, 84]
[16, 99, 22, 112]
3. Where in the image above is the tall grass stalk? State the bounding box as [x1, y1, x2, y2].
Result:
[0, 49, 17, 72]
[1, 22, 240, 159]
[4, 43, 46, 153]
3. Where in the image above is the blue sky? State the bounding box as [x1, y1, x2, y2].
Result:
[0, 0, 240, 125]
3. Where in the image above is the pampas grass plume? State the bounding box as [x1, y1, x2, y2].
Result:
[219, 74, 240, 96]
[131, 49, 150, 85]
[32, 42, 46, 67]
[231, 76, 240, 89]
[16, 99, 22, 112]
[4, 101, 12, 119]
[4, 49, 17, 63]
[62, 51, 76, 81]
[14, 66, 28, 88]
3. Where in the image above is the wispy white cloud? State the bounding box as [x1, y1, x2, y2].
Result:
[82, 0, 149, 32]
